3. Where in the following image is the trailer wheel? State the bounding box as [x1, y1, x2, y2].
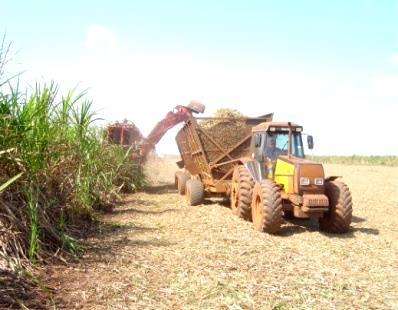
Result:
[231, 165, 254, 220]
[186, 179, 204, 206]
[319, 180, 352, 233]
[251, 180, 283, 234]
[175, 171, 189, 195]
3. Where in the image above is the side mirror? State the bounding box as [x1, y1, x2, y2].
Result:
[307, 135, 314, 149]
[254, 134, 262, 147]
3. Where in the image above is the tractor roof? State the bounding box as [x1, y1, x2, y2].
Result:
[252, 122, 302, 133]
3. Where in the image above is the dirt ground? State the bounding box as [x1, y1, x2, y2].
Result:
[42, 156, 398, 309]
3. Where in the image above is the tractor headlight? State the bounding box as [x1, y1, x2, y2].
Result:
[300, 177, 310, 186]
[314, 178, 324, 186]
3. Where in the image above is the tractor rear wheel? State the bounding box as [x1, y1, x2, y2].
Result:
[230, 165, 254, 220]
[319, 180, 352, 233]
[186, 179, 204, 206]
[175, 171, 189, 195]
[251, 180, 283, 234]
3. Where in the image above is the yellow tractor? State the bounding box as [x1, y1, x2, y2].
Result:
[231, 121, 353, 234]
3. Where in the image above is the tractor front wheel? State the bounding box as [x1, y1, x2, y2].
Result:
[251, 180, 283, 234]
[319, 180, 352, 233]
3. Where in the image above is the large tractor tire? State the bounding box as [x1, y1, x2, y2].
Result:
[319, 180, 352, 233]
[251, 180, 283, 234]
[175, 171, 189, 195]
[230, 165, 254, 220]
[186, 179, 204, 206]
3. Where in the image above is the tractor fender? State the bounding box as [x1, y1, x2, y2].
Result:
[325, 176, 341, 182]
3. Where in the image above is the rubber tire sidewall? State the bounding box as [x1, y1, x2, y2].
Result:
[186, 179, 204, 206]
[320, 180, 353, 233]
[175, 171, 189, 195]
[251, 179, 283, 234]
[230, 165, 254, 220]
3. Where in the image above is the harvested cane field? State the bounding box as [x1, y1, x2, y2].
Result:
[43, 156, 398, 309]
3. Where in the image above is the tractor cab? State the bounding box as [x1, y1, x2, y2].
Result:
[249, 122, 314, 179]
[251, 122, 308, 161]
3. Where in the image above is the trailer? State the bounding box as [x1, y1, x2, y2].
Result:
[175, 113, 273, 205]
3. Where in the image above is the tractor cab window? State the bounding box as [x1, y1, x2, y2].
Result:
[292, 133, 305, 157]
[264, 131, 305, 160]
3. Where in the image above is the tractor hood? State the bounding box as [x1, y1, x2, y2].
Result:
[275, 156, 325, 195]
[278, 155, 320, 166]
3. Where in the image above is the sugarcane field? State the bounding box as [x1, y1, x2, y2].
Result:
[1, 2, 398, 309]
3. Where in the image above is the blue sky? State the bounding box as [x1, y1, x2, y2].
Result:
[1, 0, 398, 155]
